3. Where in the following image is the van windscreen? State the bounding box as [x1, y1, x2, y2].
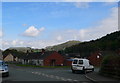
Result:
[73, 60, 78, 64]
[79, 60, 83, 64]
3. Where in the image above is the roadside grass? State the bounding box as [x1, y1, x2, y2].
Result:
[7, 62, 71, 68]
[15, 64, 71, 68]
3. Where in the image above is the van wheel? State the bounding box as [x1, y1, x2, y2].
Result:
[92, 68, 94, 72]
[82, 69, 86, 74]
[72, 70, 75, 73]
[82, 67, 86, 74]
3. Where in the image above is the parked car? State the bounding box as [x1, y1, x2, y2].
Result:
[0, 60, 9, 77]
[71, 58, 94, 73]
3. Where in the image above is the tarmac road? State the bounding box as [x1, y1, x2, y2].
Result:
[1, 64, 92, 83]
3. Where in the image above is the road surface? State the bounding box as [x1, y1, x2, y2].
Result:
[1, 64, 93, 83]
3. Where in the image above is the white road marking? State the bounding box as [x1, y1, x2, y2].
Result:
[60, 77, 64, 79]
[73, 80, 79, 81]
[42, 73, 45, 76]
[50, 75, 54, 78]
[38, 73, 41, 75]
[67, 79, 73, 81]
[45, 74, 48, 76]
[55, 76, 60, 79]
[35, 72, 38, 74]
[29, 71, 80, 82]
[82, 82, 89, 83]
[61, 78, 67, 81]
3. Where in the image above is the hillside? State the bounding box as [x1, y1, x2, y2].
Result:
[8, 47, 32, 53]
[45, 40, 81, 51]
[4, 41, 81, 53]
[62, 31, 120, 57]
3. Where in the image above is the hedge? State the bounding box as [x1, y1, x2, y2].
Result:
[99, 55, 120, 79]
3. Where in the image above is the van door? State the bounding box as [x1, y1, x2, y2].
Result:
[72, 59, 78, 66]
[78, 60, 83, 66]
[85, 60, 93, 70]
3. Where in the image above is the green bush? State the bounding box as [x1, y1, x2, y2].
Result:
[99, 54, 120, 79]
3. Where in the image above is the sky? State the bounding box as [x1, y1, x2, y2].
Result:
[1, 1, 119, 50]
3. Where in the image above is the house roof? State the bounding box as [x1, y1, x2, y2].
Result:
[3, 53, 11, 59]
[24, 51, 56, 60]
[2, 51, 60, 60]
[3, 52, 27, 59]
[63, 53, 81, 59]
[26, 52, 42, 59]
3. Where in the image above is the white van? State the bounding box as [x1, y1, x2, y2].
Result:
[71, 58, 94, 73]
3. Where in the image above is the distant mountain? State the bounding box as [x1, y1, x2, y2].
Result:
[8, 47, 32, 53]
[63, 31, 120, 57]
[45, 40, 81, 51]
[4, 40, 81, 53]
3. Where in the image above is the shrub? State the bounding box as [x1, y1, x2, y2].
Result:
[99, 54, 120, 79]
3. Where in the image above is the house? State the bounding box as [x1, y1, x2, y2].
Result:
[43, 51, 65, 66]
[87, 51, 103, 66]
[21, 52, 43, 65]
[0, 50, 3, 60]
[3, 53, 18, 62]
[20, 51, 66, 66]
[16, 53, 27, 64]
[0, 55, 2, 60]
[116, 49, 120, 55]
[21, 50, 104, 66]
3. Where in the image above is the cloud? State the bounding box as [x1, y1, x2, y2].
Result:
[2, 7, 118, 50]
[23, 26, 45, 37]
[56, 35, 62, 41]
[74, 2, 89, 8]
[50, 7, 118, 42]
[2, 39, 59, 50]
[77, 7, 118, 41]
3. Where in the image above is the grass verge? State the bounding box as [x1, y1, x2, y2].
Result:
[15, 64, 71, 68]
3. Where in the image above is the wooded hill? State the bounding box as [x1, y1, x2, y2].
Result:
[45, 40, 81, 51]
[59, 31, 120, 57]
[4, 41, 81, 53]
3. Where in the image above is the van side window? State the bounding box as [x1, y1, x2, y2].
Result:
[73, 60, 78, 64]
[78, 60, 83, 64]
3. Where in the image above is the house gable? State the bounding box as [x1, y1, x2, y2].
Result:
[87, 51, 103, 66]
[44, 51, 65, 66]
[4, 54, 14, 61]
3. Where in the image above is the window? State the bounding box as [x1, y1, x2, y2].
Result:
[78, 60, 83, 64]
[73, 60, 78, 64]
